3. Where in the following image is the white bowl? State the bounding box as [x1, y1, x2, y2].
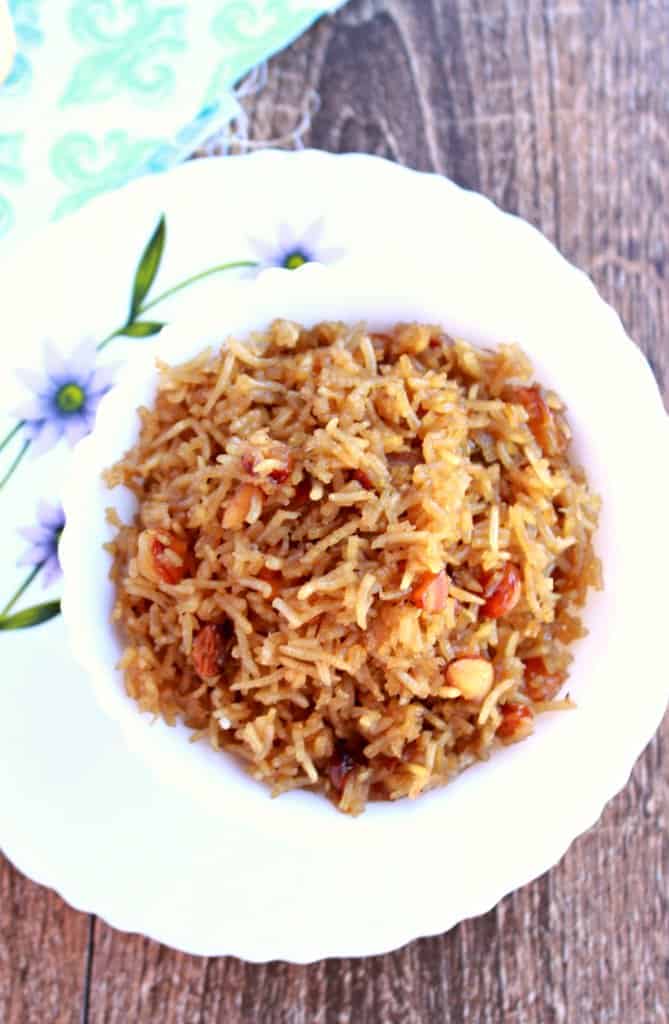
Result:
[61, 254, 669, 960]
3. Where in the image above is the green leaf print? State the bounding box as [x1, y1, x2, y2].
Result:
[118, 320, 165, 337]
[0, 213, 258, 623]
[0, 600, 61, 630]
[129, 214, 166, 319]
[62, 0, 186, 107]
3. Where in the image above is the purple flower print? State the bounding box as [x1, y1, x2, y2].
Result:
[249, 220, 346, 270]
[17, 500, 65, 587]
[14, 340, 114, 455]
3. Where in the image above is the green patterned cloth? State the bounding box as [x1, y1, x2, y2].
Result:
[0, 0, 344, 251]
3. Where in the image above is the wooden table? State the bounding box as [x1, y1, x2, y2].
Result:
[2, 2, 668, 1021]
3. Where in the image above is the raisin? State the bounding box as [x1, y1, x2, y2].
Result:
[291, 479, 311, 508]
[257, 567, 281, 600]
[353, 469, 374, 490]
[512, 385, 568, 456]
[328, 742, 357, 793]
[192, 624, 228, 679]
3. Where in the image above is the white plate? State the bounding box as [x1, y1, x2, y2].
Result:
[1, 151, 668, 962]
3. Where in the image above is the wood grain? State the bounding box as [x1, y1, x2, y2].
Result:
[0, 858, 89, 1024]
[2, 1, 668, 1021]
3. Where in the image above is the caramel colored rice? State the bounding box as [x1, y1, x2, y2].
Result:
[105, 320, 602, 814]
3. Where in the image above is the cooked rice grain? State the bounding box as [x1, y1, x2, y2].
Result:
[106, 320, 602, 814]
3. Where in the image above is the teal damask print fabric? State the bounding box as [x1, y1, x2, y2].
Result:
[0, 132, 25, 236]
[3, 0, 43, 98]
[204, 1, 337, 106]
[50, 131, 165, 218]
[0, 0, 346, 252]
[62, 0, 187, 107]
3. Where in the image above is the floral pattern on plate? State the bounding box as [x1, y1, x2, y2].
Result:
[1, 499, 63, 630]
[15, 340, 115, 453]
[248, 219, 346, 269]
[0, 151, 665, 965]
[0, 211, 346, 630]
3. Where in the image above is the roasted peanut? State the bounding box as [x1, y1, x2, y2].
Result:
[241, 450, 258, 475]
[241, 442, 293, 483]
[481, 563, 522, 619]
[497, 702, 534, 742]
[222, 483, 262, 530]
[137, 529, 189, 585]
[523, 656, 566, 702]
[411, 570, 449, 613]
[445, 657, 494, 701]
